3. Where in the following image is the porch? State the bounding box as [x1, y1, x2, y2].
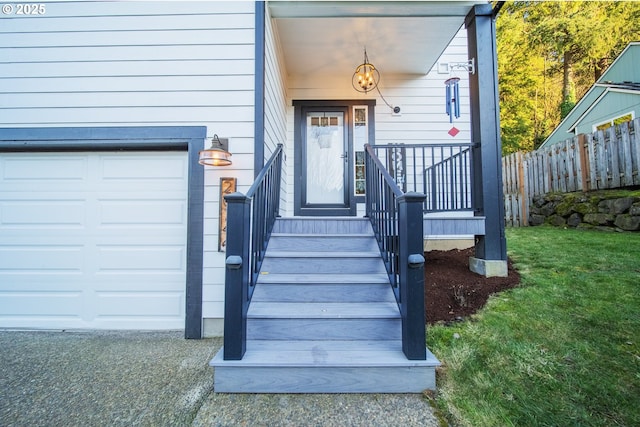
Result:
[254, 0, 505, 270]
[210, 138, 489, 392]
[209, 2, 505, 393]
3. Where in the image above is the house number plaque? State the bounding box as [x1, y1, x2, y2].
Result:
[219, 177, 237, 252]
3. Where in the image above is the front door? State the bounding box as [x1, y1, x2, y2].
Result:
[294, 106, 355, 216]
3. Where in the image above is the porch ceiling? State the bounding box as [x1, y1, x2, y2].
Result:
[269, 1, 485, 77]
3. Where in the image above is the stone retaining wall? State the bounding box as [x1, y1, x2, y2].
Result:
[529, 191, 640, 231]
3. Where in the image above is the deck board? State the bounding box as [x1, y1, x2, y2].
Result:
[256, 273, 390, 284]
[260, 257, 387, 274]
[273, 218, 373, 234]
[265, 251, 380, 258]
[247, 318, 401, 340]
[423, 216, 486, 235]
[213, 365, 437, 393]
[268, 235, 378, 252]
[248, 302, 400, 318]
[251, 283, 396, 303]
[214, 341, 440, 367]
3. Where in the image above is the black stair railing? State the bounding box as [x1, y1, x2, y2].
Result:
[371, 143, 474, 213]
[223, 144, 283, 360]
[364, 144, 427, 360]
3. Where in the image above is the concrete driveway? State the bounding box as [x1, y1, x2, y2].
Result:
[0, 330, 441, 426]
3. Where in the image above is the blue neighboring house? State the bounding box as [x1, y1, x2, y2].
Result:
[540, 42, 640, 148]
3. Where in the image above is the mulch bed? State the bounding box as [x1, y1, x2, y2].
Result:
[424, 247, 520, 324]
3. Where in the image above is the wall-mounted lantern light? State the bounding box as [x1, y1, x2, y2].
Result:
[198, 134, 232, 166]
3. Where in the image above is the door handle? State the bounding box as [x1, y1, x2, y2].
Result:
[340, 152, 348, 162]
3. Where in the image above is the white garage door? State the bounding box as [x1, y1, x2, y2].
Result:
[0, 151, 188, 330]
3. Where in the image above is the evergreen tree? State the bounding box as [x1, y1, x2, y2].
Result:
[496, 1, 640, 153]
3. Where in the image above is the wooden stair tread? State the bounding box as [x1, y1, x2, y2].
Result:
[251, 283, 396, 303]
[211, 341, 440, 368]
[272, 218, 373, 235]
[423, 215, 486, 236]
[248, 339, 404, 351]
[267, 235, 379, 252]
[265, 251, 380, 258]
[248, 302, 400, 318]
[256, 273, 390, 284]
[260, 257, 387, 275]
[270, 233, 373, 237]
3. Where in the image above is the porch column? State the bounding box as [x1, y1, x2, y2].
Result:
[465, 4, 508, 277]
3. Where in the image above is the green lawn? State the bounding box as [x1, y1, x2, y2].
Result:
[428, 227, 640, 427]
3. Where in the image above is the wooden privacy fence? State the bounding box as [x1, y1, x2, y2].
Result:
[503, 117, 640, 226]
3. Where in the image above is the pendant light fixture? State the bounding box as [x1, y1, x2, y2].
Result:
[352, 49, 380, 94]
[351, 48, 401, 114]
[198, 134, 232, 166]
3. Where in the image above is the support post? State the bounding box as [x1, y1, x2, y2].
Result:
[253, 1, 265, 177]
[185, 135, 205, 339]
[222, 192, 251, 360]
[398, 192, 427, 360]
[466, 4, 508, 275]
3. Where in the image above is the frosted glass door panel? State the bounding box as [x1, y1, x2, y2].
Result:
[305, 112, 345, 204]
